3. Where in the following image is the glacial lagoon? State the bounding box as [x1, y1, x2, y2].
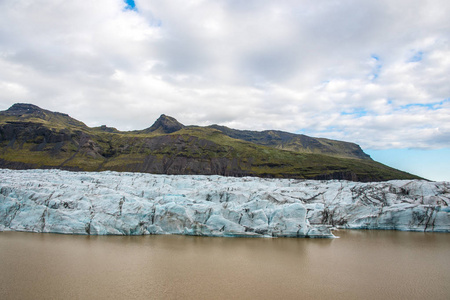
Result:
[0, 230, 449, 300]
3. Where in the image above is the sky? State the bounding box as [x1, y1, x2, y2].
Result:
[0, 0, 449, 181]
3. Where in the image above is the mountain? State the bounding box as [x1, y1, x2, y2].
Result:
[143, 114, 185, 134]
[208, 125, 370, 159]
[0, 103, 87, 129]
[0, 103, 420, 181]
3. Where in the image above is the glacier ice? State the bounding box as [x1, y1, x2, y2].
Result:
[0, 169, 449, 238]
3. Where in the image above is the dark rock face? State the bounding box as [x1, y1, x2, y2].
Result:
[0, 122, 70, 144]
[96, 125, 119, 133]
[119, 155, 251, 177]
[144, 114, 185, 134]
[0, 158, 36, 169]
[0, 121, 105, 164]
[1, 103, 70, 118]
[3, 103, 43, 115]
[1, 103, 49, 121]
[1, 103, 85, 129]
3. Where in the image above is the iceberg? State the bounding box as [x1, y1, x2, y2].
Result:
[0, 169, 449, 238]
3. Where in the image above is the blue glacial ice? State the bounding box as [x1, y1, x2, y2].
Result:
[0, 169, 449, 237]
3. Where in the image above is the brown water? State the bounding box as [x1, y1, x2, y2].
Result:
[0, 230, 449, 300]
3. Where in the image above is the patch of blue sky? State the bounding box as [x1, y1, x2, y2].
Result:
[124, 0, 137, 11]
[408, 51, 423, 62]
[366, 148, 450, 181]
[151, 19, 162, 27]
[294, 129, 307, 135]
[400, 99, 449, 111]
[340, 109, 368, 117]
[370, 54, 381, 80]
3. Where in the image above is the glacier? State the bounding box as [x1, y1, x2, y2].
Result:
[0, 169, 449, 238]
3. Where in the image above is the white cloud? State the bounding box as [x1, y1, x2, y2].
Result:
[0, 0, 449, 149]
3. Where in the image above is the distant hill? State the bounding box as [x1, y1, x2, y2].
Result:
[208, 125, 371, 160]
[0, 103, 421, 181]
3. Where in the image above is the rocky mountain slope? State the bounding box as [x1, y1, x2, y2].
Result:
[208, 125, 371, 159]
[0, 103, 420, 181]
[1, 169, 448, 237]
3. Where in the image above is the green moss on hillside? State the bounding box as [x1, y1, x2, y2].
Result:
[0, 103, 422, 181]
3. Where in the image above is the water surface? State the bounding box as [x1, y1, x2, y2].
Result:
[0, 230, 449, 299]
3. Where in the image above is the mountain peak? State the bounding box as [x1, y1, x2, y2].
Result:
[145, 114, 185, 134]
[5, 103, 43, 115]
[1, 103, 52, 121]
[1, 103, 84, 127]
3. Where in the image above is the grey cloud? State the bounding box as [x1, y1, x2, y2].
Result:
[426, 130, 450, 148]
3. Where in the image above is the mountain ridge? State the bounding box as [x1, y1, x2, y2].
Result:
[0, 103, 421, 181]
[207, 124, 371, 160]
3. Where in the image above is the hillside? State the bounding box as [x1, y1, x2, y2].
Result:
[0, 103, 421, 181]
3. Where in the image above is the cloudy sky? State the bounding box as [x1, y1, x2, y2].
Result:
[1, 0, 449, 180]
